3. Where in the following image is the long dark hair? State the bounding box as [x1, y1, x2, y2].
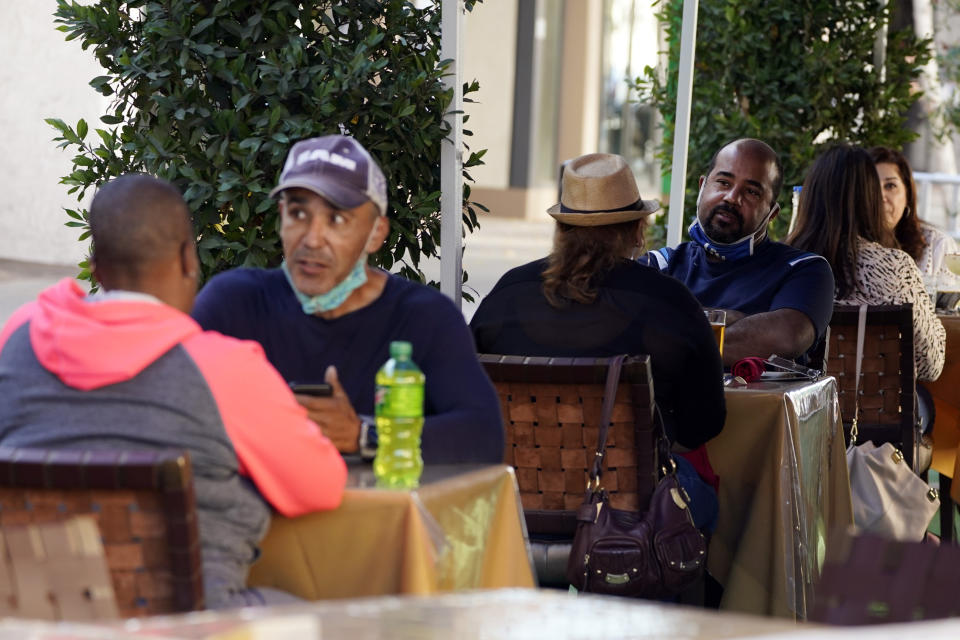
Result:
[868, 145, 927, 261]
[787, 145, 891, 299]
[542, 220, 641, 307]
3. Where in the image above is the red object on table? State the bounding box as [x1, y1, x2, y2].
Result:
[732, 357, 766, 382]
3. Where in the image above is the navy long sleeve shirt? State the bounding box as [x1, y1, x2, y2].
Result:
[192, 267, 504, 464]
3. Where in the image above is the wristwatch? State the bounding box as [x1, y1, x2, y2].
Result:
[358, 416, 377, 460]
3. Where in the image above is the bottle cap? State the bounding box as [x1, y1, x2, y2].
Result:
[389, 341, 412, 359]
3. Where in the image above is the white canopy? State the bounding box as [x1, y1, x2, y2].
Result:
[666, 0, 699, 248]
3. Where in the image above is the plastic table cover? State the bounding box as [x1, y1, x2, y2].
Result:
[707, 377, 853, 619]
[247, 463, 535, 599]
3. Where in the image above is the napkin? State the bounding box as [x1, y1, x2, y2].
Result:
[732, 356, 766, 382]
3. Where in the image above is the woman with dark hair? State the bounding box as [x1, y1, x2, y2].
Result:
[470, 153, 726, 529]
[868, 146, 960, 285]
[788, 144, 944, 381]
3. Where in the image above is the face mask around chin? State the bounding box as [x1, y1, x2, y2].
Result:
[281, 217, 383, 314]
[688, 218, 769, 262]
[282, 257, 369, 314]
[693, 182, 777, 261]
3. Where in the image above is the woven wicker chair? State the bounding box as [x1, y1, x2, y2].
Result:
[811, 531, 960, 624]
[0, 448, 204, 617]
[0, 516, 119, 620]
[479, 354, 658, 586]
[818, 304, 919, 469]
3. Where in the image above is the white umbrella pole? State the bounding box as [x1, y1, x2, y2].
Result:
[440, 0, 463, 305]
[666, 0, 699, 248]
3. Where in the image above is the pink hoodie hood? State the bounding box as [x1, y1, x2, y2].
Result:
[22, 278, 201, 390]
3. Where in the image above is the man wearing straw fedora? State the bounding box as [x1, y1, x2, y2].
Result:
[471, 152, 726, 531]
[645, 138, 834, 366]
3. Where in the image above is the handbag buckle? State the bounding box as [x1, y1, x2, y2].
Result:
[891, 449, 904, 465]
[670, 487, 688, 509]
[660, 456, 677, 477]
[928, 488, 940, 502]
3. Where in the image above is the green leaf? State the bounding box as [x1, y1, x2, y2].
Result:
[191, 17, 216, 36]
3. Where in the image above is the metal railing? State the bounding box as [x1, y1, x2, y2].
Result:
[914, 171, 960, 237]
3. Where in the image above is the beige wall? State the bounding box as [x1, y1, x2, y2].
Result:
[462, 0, 603, 220]
[0, 4, 111, 266]
[556, 0, 601, 168]
[463, 0, 518, 190]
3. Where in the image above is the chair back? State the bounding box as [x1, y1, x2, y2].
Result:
[811, 531, 960, 624]
[0, 448, 204, 617]
[820, 304, 917, 468]
[479, 354, 657, 537]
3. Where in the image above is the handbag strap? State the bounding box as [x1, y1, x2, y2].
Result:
[850, 304, 868, 443]
[588, 354, 627, 483]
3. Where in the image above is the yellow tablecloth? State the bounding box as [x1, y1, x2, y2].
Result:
[706, 377, 853, 619]
[922, 314, 960, 498]
[246, 464, 535, 599]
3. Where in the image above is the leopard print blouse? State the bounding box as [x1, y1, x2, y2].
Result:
[836, 238, 945, 381]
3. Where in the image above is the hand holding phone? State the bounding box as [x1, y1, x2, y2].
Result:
[291, 367, 362, 454]
[289, 382, 333, 397]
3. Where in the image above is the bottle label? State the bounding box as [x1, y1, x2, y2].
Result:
[376, 384, 424, 418]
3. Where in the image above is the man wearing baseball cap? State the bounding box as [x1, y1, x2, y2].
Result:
[192, 135, 504, 463]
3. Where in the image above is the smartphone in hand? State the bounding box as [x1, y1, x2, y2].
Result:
[289, 382, 333, 397]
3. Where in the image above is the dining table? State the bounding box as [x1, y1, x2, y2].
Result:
[706, 375, 853, 620]
[246, 462, 535, 600]
[16, 588, 960, 639]
[923, 313, 960, 502]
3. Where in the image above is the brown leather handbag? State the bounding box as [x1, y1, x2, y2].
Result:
[565, 355, 707, 598]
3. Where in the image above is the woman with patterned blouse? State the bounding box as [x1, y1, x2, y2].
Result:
[787, 144, 945, 382]
[868, 146, 960, 298]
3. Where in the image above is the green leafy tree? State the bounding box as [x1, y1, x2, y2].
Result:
[48, 0, 485, 294]
[635, 0, 931, 245]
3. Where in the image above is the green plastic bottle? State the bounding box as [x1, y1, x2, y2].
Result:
[373, 341, 425, 489]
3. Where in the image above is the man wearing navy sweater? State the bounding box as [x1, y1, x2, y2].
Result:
[645, 139, 834, 366]
[192, 135, 504, 463]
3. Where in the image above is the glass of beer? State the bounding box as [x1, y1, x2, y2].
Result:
[705, 309, 726, 355]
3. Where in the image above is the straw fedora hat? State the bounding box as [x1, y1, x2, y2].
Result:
[547, 153, 660, 226]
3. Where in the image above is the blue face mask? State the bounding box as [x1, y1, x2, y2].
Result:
[282, 257, 368, 314]
[690, 181, 778, 262]
[688, 219, 763, 262]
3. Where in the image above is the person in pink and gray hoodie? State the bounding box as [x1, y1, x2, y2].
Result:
[0, 174, 347, 609]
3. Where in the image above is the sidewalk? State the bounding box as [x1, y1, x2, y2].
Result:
[0, 217, 555, 325]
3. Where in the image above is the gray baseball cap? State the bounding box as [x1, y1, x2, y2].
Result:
[270, 135, 388, 216]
